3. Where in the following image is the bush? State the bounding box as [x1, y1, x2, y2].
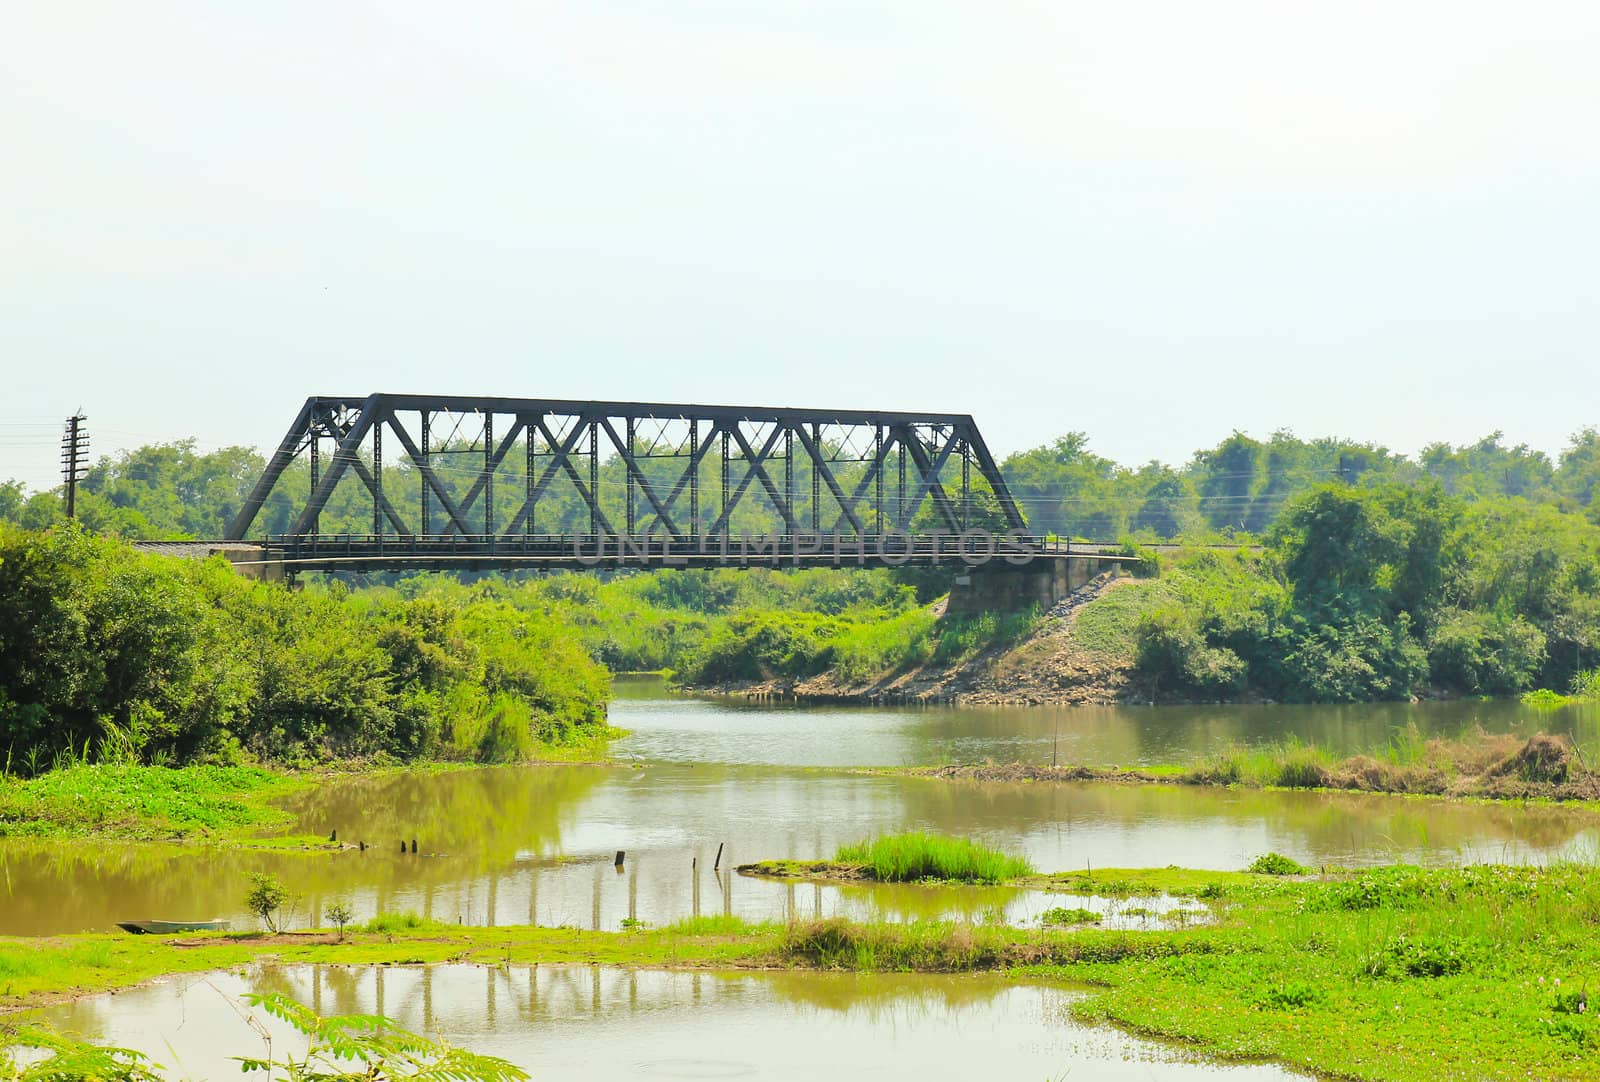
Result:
[1248, 852, 1308, 876]
[1366, 934, 1473, 979]
[245, 872, 289, 933]
[1134, 607, 1246, 698]
[1427, 609, 1547, 694]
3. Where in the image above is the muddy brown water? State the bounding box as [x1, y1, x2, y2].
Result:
[10, 681, 1597, 1078]
[25, 965, 1308, 1080]
[2, 680, 1597, 937]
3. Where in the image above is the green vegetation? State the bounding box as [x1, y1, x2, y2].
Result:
[360, 911, 452, 935]
[834, 832, 1035, 884]
[9, 424, 1600, 707]
[244, 872, 289, 933]
[1065, 481, 1600, 702]
[1246, 852, 1307, 876]
[324, 901, 355, 940]
[10, 862, 1600, 1078]
[0, 763, 303, 840]
[0, 1025, 162, 1081]
[0, 525, 608, 768]
[236, 992, 527, 1081]
[10, 427, 1600, 545]
[2, 992, 527, 1082]
[1039, 906, 1101, 926]
[920, 730, 1599, 802]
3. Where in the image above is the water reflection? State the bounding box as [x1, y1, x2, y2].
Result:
[612, 676, 1600, 768]
[30, 965, 1307, 1081]
[3, 762, 1594, 936]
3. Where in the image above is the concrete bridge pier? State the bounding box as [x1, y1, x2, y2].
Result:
[944, 558, 1107, 614]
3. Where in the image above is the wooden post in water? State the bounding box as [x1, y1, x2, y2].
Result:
[614, 850, 625, 869]
[713, 842, 724, 871]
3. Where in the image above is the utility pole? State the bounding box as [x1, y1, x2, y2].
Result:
[60, 413, 88, 519]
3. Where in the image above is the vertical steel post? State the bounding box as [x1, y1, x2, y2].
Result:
[419, 411, 430, 538]
[874, 426, 884, 535]
[961, 440, 971, 529]
[810, 422, 821, 531]
[308, 418, 321, 537]
[720, 428, 731, 536]
[588, 420, 599, 536]
[372, 420, 383, 540]
[483, 413, 494, 543]
[525, 421, 535, 541]
[897, 441, 907, 527]
[783, 427, 793, 537]
[689, 421, 699, 536]
[625, 417, 636, 538]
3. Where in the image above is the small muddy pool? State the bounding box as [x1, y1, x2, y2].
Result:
[26, 965, 1308, 1080]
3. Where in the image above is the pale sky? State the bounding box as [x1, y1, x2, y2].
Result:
[3, 1, 1597, 490]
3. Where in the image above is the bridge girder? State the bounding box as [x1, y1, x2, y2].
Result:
[227, 394, 1033, 570]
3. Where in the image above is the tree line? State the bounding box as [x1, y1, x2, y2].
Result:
[5, 427, 1599, 541]
[0, 524, 609, 770]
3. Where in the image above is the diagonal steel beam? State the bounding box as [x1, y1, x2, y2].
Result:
[640, 421, 723, 535]
[897, 426, 964, 533]
[501, 416, 590, 535]
[349, 456, 416, 540]
[289, 398, 380, 536]
[726, 423, 798, 533]
[529, 415, 617, 537]
[227, 397, 315, 539]
[829, 429, 899, 534]
[382, 414, 477, 536]
[599, 417, 684, 539]
[793, 424, 866, 534]
[706, 424, 786, 535]
[439, 415, 527, 537]
[962, 422, 1030, 533]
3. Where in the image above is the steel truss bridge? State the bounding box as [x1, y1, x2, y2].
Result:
[223, 394, 1093, 575]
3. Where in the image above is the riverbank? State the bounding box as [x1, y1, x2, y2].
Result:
[6, 861, 1600, 1080]
[890, 730, 1600, 805]
[0, 741, 623, 845]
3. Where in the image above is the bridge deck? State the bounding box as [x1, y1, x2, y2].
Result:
[134, 535, 1143, 574]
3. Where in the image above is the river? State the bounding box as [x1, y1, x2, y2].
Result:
[2, 681, 1595, 938]
[8, 682, 1598, 1078]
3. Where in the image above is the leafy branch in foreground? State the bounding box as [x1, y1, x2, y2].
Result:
[236, 992, 527, 1082]
[0, 1024, 162, 1081]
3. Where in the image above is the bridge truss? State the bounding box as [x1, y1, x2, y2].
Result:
[227, 394, 1039, 572]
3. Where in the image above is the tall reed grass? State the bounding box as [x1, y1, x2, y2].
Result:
[835, 832, 1034, 884]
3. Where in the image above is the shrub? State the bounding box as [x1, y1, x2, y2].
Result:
[245, 872, 289, 933]
[325, 901, 355, 940]
[1365, 933, 1473, 979]
[1248, 853, 1308, 876]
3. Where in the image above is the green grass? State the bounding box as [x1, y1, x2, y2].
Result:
[0, 764, 306, 841]
[834, 832, 1034, 884]
[9, 863, 1600, 1078]
[1040, 906, 1101, 926]
[1068, 578, 1176, 658]
[360, 911, 453, 934]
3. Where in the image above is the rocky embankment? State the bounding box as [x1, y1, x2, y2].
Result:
[718, 572, 1138, 706]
